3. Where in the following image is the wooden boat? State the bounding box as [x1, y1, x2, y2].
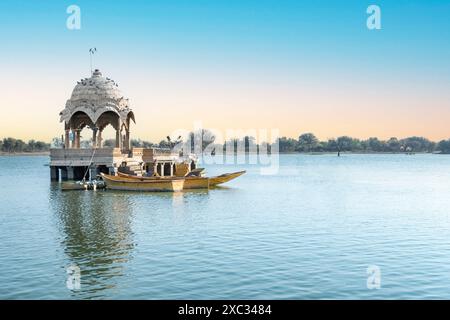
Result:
[209, 171, 246, 186]
[61, 180, 105, 191]
[117, 170, 246, 187]
[61, 181, 87, 191]
[117, 172, 209, 189]
[100, 173, 184, 192]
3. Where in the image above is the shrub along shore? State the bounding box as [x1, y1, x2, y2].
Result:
[2, 133, 450, 155]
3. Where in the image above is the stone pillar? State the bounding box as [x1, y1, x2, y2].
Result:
[71, 131, 76, 149]
[74, 130, 81, 149]
[60, 167, 68, 181]
[153, 163, 157, 176]
[116, 129, 120, 148]
[122, 133, 126, 152]
[65, 130, 70, 149]
[116, 119, 122, 150]
[97, 130, 103, 148]
[50, 166, 59, 181]
[77, 132, 81, 148]
[67, 167, 75, 180]
[170, 163, 174, 176]
[89, 168, 98, 181]
[92, 128, 98, 148]
[160, 163, 164, 177]
[125, 129, 130, 151]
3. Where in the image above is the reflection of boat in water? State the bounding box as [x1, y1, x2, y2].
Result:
[100, 173, 185, 192]
[115, 170, 246, 189]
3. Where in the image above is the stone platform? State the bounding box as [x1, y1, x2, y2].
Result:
[49, 147, 193, 181]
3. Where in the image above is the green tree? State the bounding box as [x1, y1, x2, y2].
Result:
[27, 139, 37, 152]
[336, 136, 353, 155]
[298, 133, 319, 152]
[367, 137, 383, 152]
[277, 137, 298, 152]
[35, 141, 50, 151]
[130, 139, 154, 148]
[387, 137, 400, 152]
[324, 139, 337, 153]
[350, 138, 362, 152]
[243, 136, 257, 153]
[14, 139, 26, 152]
[102, 139, 115, 148]
[2, 138, 16, 152]
[437, 139, 450, 154]
[400, 137, 435, 153]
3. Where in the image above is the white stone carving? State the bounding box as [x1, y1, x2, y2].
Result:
[59, 69, 134, 125]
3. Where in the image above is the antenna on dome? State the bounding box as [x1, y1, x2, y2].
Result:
[89, 48, 97, 75]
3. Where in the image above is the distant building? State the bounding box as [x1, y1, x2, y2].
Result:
[50, 69, 196, 181]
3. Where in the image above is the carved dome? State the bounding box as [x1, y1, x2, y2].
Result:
[70, 69, 125, 103]
[59, 69, 134, 125]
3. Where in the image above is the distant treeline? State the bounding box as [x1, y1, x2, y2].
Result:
[0, 137, 50, 153]
[277, 134, 450, 154]
[123, 132, 450, 154]
[2, 133, 450, 154]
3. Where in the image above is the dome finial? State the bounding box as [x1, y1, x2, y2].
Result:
[92, 69, 102, 77]
[89, 48, 97, 75]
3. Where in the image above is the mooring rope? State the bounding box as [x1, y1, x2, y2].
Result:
[82, 146, 97, 182]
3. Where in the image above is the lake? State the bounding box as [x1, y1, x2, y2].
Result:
[1, 154, 450, 299]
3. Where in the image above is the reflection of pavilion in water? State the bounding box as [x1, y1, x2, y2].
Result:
[51, 188, 135, 298]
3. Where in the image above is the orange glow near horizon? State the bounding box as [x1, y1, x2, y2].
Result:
[1, 66, 449, 143]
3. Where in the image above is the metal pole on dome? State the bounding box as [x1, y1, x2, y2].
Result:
[89, 48, 97, 75]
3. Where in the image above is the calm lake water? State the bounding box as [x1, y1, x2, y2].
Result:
[1, 154, 450, 299]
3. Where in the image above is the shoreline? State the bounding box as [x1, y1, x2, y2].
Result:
[0, 151, 447, 157]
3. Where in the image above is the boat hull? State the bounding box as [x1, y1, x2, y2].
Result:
[117, 172, 209, 189]
[209, 171, 246, 186]
[184, 177, 209, 189]
[101, 173, 184, 192]
[114, 170, 245, 188]
[61, 182, 87, 191]
[61, 181, 105, 191]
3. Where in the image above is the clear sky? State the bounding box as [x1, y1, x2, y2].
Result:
[0, 0, 449, 142]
